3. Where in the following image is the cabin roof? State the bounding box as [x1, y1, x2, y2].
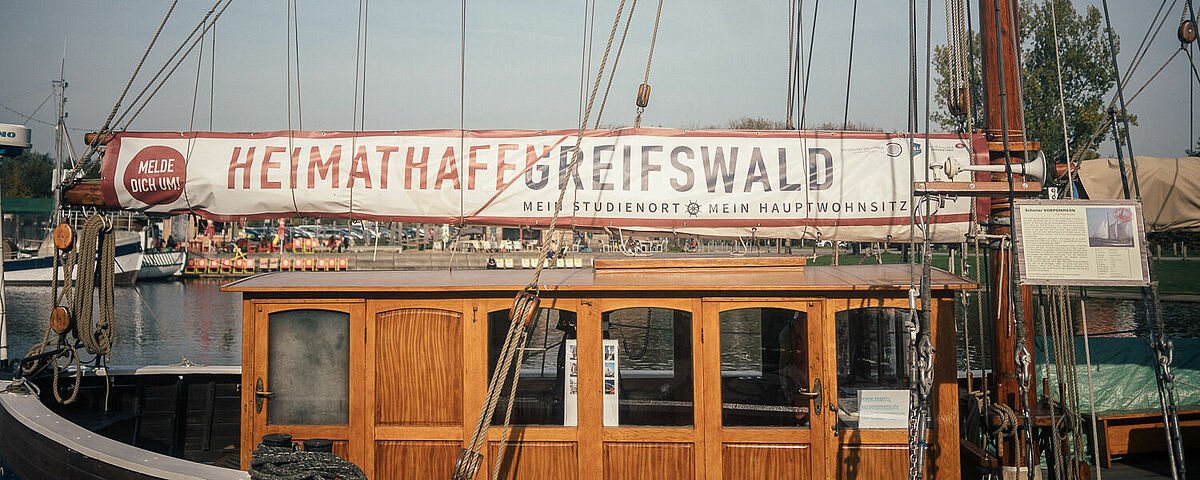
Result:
[221, 259, 976, 294]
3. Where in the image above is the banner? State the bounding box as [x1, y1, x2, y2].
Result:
[100, 128, 985, 242]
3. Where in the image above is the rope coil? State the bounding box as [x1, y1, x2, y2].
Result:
[248, 438, 366, 480]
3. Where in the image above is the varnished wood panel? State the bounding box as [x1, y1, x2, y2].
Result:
[375, 440, 459, 480]
[603, 442, 694, 480]
[488, 441, 578, 480]
[376, 308, 463, 425]
[838, 445, 930, 480]
[721, 444, 810, 480]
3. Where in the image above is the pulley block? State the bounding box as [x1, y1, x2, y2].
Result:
[511, 291, 541, 328]
[636, 83, 651, 108]
[948, 87, 971, 117]
[49, 306, 72, 334]
[52, 223, 74, 251]
[1179, 20, 1197, 44]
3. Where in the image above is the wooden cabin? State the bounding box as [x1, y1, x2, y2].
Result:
[223, 255, 974, 479]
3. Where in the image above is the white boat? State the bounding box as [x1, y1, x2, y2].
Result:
[2, 230, 143, 285]
[137, 250, 186, 280]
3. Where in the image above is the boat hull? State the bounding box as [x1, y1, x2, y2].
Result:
[138, 251, 187, 280]
[2, 233, 142, 286]
[0, 375, 247, 480]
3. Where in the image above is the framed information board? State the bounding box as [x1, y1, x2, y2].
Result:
[1013, 199, 1151, 286]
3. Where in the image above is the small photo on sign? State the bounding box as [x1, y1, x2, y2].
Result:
[604, 379, 616, 395]
[569, 378, 577, 395]
[604, 362, 616, 378]
[1086, 207, 1135, 247]
[569, 362, 577, 377]
[569, 344, 577, 360]
[604, 345, 616, 361]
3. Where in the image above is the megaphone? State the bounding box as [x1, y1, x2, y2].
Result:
[943, 151, 1046, 183]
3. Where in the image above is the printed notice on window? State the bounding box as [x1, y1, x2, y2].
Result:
[1013, 199, 1150, 286]
[858, 389, 910, 429]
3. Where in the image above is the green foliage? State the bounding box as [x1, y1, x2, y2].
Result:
[1, 150, 54, 198]
[933, 0, 1119, 163]
[1186, 137, 1200, 157]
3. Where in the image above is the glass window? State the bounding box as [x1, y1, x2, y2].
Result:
[719, 308, 809, 427]
[835, 307, 912, 428]
[487, 308, 576, 425]
[602, 307, 693, 426]
[267, 309, 350, 425]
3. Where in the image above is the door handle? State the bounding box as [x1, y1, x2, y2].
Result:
[255, 378, 273, 413]
[797, 378, 822, 416]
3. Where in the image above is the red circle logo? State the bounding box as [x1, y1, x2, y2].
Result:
[124, 146, 186, 205]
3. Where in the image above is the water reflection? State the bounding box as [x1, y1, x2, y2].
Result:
[954, 291, 1200, 371]
[4, 278, 242, 366]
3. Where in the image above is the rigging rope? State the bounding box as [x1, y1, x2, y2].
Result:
[786, 0, 797, 128]
[453, 2, 630, 477]
[596, 0, 638, 129]
[1048, 0, 1076, 196]
[632, 0, 663, 129]
[20, 215, 116, 405]
[1102, 1, 1188, 476]
[842, 0, 858, 131]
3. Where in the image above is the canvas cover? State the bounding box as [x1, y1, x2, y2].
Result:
[1077, 156, 1200, 232]
[1036, 336, 1200, 413]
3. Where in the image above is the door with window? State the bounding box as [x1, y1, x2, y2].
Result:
[702, 300, 828, 479]
[250, 302, 366, 466]
[597, 299, 703, 479]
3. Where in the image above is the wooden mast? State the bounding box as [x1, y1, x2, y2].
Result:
[978, 0, 1039, 470]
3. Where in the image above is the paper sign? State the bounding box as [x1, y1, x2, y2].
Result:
[564, 340, 578, 426]
[858, 389, 910, 429]
[1014, 199, 1150, 286]
[603, 340, 620, 426]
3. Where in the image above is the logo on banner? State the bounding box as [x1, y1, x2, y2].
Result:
[911, 142, 923, 156]
[885, 142, 903, 157]
[124, 146, 186, 205]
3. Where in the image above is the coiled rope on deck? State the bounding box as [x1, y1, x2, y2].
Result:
[248, 439, 366, 480]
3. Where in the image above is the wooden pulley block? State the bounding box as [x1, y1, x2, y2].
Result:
[511, 291, 541, 328]
[52, 223, 74, 251]
[50, 306, 72, 334]
[636, 83, 651, 108]
[1180, 20, 1197, 44]
[948, 86, 971, 116]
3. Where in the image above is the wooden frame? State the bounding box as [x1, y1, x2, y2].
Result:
[701, 299, 828, 480]
[596, 297, 704, 480]
[229, 263, 972, 479]
[244, 300, 366, 469]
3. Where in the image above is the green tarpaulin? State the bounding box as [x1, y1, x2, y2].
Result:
[1036, 337, 1200, 414]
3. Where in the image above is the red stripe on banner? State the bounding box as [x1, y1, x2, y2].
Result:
[173, 208, 969, 228]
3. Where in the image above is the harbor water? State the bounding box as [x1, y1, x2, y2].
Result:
[1, 279, 1198, 368]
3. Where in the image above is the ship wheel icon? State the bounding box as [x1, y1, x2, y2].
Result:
[686, 201, 701, 216]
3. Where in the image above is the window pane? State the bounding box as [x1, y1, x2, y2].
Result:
[835, 307, 912, 429]
[488, 308, 576, 425]
[602, 307, 693, 426]
[720, 308, 809, 427]
[267, 309, 350, 425]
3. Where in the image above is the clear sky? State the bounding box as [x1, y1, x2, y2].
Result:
[1, 1, 1195, 160]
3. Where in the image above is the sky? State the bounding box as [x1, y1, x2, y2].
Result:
[0, 1, 1196, 160]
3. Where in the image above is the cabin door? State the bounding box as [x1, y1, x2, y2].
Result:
[249, 302, 366, 467]
[701, 300, 829, 479]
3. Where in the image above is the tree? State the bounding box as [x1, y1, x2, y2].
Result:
[1186, 138, 1200, 157]
[0, 150, 54, 198]
[933, 0, 1119, 164]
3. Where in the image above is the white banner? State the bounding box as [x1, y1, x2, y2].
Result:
[100, 128, 984, 242]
